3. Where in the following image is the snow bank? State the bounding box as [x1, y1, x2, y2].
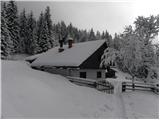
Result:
[2, 60, 115, 118]
[2, 60, 158, 118]
[123, 91, 159, 118]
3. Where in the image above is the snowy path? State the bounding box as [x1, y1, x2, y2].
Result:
[106, 69, 159, 119]
[114, 94, 126, 118]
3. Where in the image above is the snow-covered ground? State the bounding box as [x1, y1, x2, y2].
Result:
[1, 60, 159, 118]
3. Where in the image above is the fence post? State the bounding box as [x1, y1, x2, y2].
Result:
[122, 82, 126, 92]
[132, 83, 135, 91]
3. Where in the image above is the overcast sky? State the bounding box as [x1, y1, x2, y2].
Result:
[16, 0, 159, 36]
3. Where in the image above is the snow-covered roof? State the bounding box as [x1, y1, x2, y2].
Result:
[31, 40, 106, 67]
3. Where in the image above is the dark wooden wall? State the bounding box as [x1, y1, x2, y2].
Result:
[79, 42, 107, 69]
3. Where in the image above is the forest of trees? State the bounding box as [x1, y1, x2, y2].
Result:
[1, 1, 112, 59]
[1, 1, 159, 82]
[101, 15, 159, 82]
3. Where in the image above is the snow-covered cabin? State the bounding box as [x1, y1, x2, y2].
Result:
[31, 39, 107, 80]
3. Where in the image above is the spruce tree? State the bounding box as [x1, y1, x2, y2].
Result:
[19, 9, 27, 53]
[96, 31, 101, 40]
[36, 12, 44, 53]
[1, 2, 12, 59]
[44, 6, 54, 48]
[88, 28, 96, 41]
[36, 12, 50, 53]
[40, 21, 50, 52]
[26, 11, 38, 54]
[5, 0, 20, 53]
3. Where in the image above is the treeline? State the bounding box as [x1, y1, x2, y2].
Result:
[53, 21, 112, 44]
[1, 0, 112, 59]
[101, 15, 159, 82]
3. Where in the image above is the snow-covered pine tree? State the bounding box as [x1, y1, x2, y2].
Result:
[1, 2, 12, 59]
[39, 20, 50, 52]
[101, 31, 105, 39]
[36, 12, 50, 53]
[78, 29, 88, 42]
[96, 31, 101, 40]
[19, 9, 28, 53]
[105, 30, 112, 47]
[88, 28, 96, 41]
[36, 12, 44, 53]
[5, 0, 20, 53]
[60, 21, 68, 44]
[44, 6, 54, 48]
[112, 33, 122, 50]
[100, 30, 112, 46]
[26, 11, 38, 55]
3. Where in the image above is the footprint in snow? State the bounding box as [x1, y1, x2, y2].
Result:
[104, 104, 113, 111]
[129, 102, 134, 106]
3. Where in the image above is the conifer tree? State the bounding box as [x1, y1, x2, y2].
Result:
[44, 6, 54, 48]
[1, 2, 12, 59]
[36, 12, 50, 53]
[88, 28, 96, 41]
[96, 31, 101, 40]
[5, 0, 20, 53]
[19, 9, 27, 53]
[26, 11, 38, 54]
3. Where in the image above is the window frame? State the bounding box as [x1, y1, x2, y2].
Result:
[97, 71, 102, 78]
[80, 72, 87, 78]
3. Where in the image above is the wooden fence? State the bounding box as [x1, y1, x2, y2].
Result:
[67, 76, 114, 94]
[122, 82, 159, 95]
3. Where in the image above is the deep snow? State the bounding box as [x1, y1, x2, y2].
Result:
[1, 60, 159, 118]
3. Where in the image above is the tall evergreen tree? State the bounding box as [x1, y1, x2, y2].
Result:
[19, 9, 27, 53]
[44, 6, 54, 48]
[36, 12, 44, 53]
[26, 11, 38, 54]
[112, 33, 122, 50]
[96, 31, 101, 40]
[1, 2, 12, 59]
[5, 0, 20, 53]
[36, 12, 50, 53]
[88, 28, 96, 41]
[67, 23, 74, 38]
[39, 20, 50, 52]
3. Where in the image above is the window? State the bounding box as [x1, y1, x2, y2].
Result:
[80, 72, 86, 78]
[97, 71, 102, 78]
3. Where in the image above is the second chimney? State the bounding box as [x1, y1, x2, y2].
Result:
[68, 37, 73, 48]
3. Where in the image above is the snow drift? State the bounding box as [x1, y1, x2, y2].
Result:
[1, 60, 158, 118]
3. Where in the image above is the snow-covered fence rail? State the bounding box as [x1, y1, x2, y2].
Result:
[122, 82, 159, 95]
[96, 80, 114, 94]
[67, 76, 114, 94]
[67, 76, 97, 88]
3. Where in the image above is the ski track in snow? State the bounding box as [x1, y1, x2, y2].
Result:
[113, 94, 126, 118]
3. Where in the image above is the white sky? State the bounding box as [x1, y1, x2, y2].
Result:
[16, 0, 159, 36]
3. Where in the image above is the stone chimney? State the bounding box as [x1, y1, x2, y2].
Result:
[68, 37, 73, 48]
